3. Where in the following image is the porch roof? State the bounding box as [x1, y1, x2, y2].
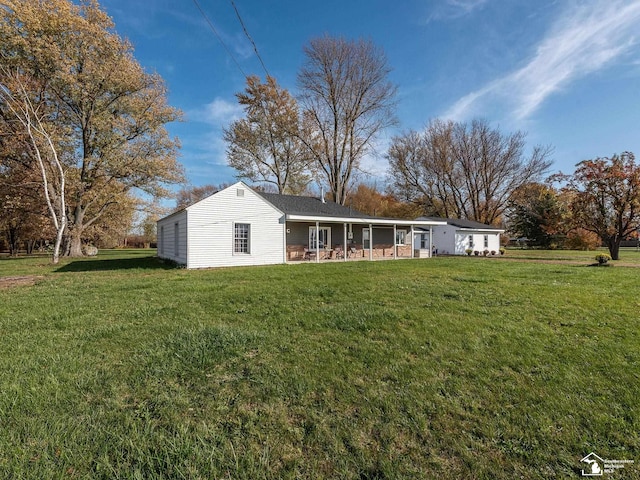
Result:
[286, 214, 446, 226]
[257, 192, 446, 226]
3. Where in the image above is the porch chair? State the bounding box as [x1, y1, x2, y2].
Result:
[334, 246, 344, 259]
[303, 247, 316, 261]
[349, 247, 357, 258]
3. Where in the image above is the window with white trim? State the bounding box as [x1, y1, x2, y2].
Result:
[484, 235, 489, 248]
[363, 228, 370, 249]
[468, 235, 474, 248]
[396, 229, 407, 245]
[234, 223, 250, 254]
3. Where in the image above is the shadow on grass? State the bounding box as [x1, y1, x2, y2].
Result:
[56, 255, 179, 272]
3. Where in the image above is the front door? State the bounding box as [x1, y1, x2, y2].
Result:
[309, 227, 331, 249]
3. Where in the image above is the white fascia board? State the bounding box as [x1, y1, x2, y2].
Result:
[456, 227, 505, 233]
[286, 214, 447, 226]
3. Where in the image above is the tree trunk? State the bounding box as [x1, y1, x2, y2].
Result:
[7, 228, 19, 256]
[68, 229, 84, 257]
[607, 236, 621, 260]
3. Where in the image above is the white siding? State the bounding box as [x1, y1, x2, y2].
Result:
[431, 225, 502, 255]
[156, 210, 188, 265]
[185, 182, 285, 269]
[431, 226, 453, 255]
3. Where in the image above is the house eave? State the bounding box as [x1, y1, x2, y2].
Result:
[455, 227, 505, 233]
[285, 214, 446, 226]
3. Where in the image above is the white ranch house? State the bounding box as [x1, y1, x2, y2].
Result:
[416, 217, 504, 255]
[156, 182, 447, 269]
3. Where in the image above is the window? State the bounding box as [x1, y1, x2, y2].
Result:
[420, 233, 429, 249]
[234, 223, 250, 253]
[363, 228, 370, 249]
[469, 235, 474, 248]
[174, 222, 179, 256]
[396, 229, 407, 245]
[484, 235, 489, 248]
[309, 227, 330, 249]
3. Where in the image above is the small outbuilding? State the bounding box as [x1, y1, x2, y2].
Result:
[415, 217, 504, 255]
[156, 182, 446, 269]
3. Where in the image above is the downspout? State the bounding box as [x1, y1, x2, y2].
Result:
[429, 226, 433, 258]
[282, 218, 287, 264]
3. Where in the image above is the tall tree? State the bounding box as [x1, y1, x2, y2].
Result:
[225, 75, 310, 194]
[552, 152, 640, 260]
[388, 119, 553, 225]
[298, 36, 397, 205]
[0, 67, 69, 263]
[507, 183, 566, 248]
[0, 0, 183, 258]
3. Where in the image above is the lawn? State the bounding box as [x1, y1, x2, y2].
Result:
[0, 250, 638, 479]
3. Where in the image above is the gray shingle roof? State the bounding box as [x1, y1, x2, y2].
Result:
[417, 216, 503, 230]
[257, 192, 372, 218]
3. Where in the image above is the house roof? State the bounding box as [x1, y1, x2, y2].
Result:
[417, 217, 504, 231]
[257, 192, 373, 219]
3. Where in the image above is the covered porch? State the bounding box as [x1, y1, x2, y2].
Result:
[282, 215, 445, 263]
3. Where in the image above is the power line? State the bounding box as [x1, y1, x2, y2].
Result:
[191, 0, 247, 77]
[229, 0, 270, 78]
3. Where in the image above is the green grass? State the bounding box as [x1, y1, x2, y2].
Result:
[503, 246, 640, 264]
[1, 250, 639, 478]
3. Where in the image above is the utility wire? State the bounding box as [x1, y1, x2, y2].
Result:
[191, 0, 248, 77]
[229, 0, 270, 78]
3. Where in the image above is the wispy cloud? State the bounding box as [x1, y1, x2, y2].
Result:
[189, 97, 244, 126]
[425, 0, 488, 22]
[444, 0, 640, 121]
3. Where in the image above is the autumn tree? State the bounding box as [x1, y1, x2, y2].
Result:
[225, 76, 310, 194]
[0, 0, 183, 258]
[345, 183, 422, 219]
[298, 36, 397, 205]
[553, 152, 640, 260]
[0, 67, 69, 262]
[0, 151, 52, 255]
[388, 119, 553, 225]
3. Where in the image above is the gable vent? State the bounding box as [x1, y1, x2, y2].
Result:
[237, 188, 244, 197]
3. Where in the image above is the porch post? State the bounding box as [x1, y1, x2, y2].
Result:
[315, 221, 320, 263]
[393, 224, 397, 259]
[343, 223, 347, 262]
[410, 225, 414, 259]
[369, 223, 373, 260]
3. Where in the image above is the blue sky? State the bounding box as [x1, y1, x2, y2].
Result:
[100, 0, 640, 191]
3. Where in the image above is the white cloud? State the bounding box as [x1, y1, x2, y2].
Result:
[189, 97, 244, 126]
[443, 0, 640, 121]
[425, 0, 488, 22]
